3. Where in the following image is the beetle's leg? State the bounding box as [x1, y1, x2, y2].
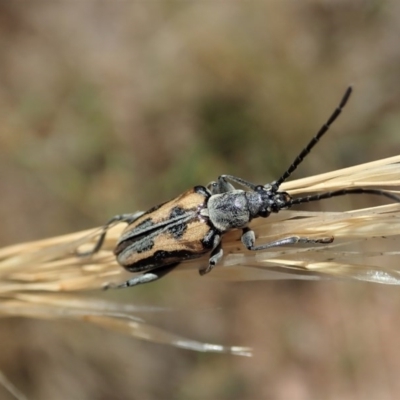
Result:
[207, 176, 236, 194]
[208, 174, 256, 194]
[207, 181, 219, 195]
[199, 234, 223, 276]
[241, 227, 334, 251]
[104, 263, 179, 289]
[218, 175, 257, 191]
[78, 212, 145, 257]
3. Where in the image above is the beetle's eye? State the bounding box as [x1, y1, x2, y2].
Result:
[280, 192, 291, 205]
[259, 209, 270, 218]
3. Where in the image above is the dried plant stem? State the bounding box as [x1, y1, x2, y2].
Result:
[1, 156, 400, 355]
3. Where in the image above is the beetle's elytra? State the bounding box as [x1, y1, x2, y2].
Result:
[114, 187, 216, 272]
[80, 86, 400, 289]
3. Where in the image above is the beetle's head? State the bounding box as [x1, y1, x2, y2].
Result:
[254, 185, 292, 218]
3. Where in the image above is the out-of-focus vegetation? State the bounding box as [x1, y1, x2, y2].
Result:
[1, 2, 400, 399]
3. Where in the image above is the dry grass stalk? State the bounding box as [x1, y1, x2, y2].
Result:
[1, 155, 400, 356]
[0, 371, 28, 400]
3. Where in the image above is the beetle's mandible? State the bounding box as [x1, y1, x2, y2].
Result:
[79, 86, 400, 289]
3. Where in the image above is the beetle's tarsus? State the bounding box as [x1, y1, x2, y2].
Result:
[113, 263, 180, 289]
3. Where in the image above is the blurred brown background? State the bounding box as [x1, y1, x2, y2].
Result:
[1, 2, 400, 399]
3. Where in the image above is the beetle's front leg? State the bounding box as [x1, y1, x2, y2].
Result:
[78, 212, 145, 257]
[199, 233, 223, 276]
[208, 174, 259, 194]
[207, 178, 235, 195]
[241, 227, 334, 250]
[104, 263, 180, 289]
[218, 175, 258, 191]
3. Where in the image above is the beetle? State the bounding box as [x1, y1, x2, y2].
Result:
[80, 86, 400, 288]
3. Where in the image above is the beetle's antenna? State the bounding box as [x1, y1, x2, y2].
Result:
[289, 188, 400, 206]
[272, 86, 353, 190]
